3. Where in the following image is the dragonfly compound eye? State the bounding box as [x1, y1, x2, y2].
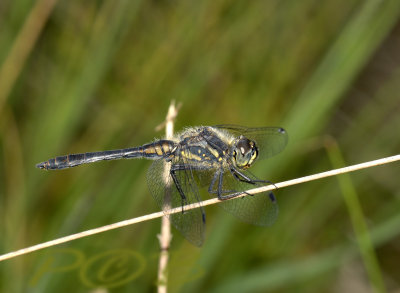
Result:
[233, 137, 258, 169]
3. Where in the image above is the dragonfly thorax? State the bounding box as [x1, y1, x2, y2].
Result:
[231, 136, 258, 169]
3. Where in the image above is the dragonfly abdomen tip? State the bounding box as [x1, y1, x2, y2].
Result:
[36, 161, 49, 170]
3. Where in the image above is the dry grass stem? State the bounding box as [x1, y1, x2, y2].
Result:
[0, 154, 399, 262]
[157, 101, 179, 293]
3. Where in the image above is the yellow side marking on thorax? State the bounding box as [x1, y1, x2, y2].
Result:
[180, 150, 202, 161]
[207, 147, 220, 159]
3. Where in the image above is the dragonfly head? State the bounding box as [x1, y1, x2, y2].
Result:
[232, 136, 258, 169]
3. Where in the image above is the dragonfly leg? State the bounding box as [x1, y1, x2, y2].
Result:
[229, 167, 256, 183]
[217, 171, 245, 200]
[230, 167, 278, 189]
[207, 171, 219, 194]
[230, 167, 278, 202]
[207, 169, 243, 200]
[170, 163, 210, 213]
[169, 167, 188, 213]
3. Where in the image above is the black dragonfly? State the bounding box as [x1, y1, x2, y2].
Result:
[37, 125, 288, 246]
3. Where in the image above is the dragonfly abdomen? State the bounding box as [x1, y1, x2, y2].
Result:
[36, 150, 137, 170]
[36, 140, 176, 170]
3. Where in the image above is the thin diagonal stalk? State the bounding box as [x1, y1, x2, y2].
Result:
[0, 154, 399, 262]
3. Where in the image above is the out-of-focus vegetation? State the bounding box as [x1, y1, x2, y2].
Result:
[1, 0, 400, 292]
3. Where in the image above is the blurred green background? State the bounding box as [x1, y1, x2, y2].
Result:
[1, 0, 400, 292]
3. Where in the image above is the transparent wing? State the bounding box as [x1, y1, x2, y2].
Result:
[147, 156, 206, 247]
[208, 168, 279, 226]
[213, 124, 288, 161]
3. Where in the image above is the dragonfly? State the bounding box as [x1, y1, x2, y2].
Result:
[37, 125, 288, 246]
